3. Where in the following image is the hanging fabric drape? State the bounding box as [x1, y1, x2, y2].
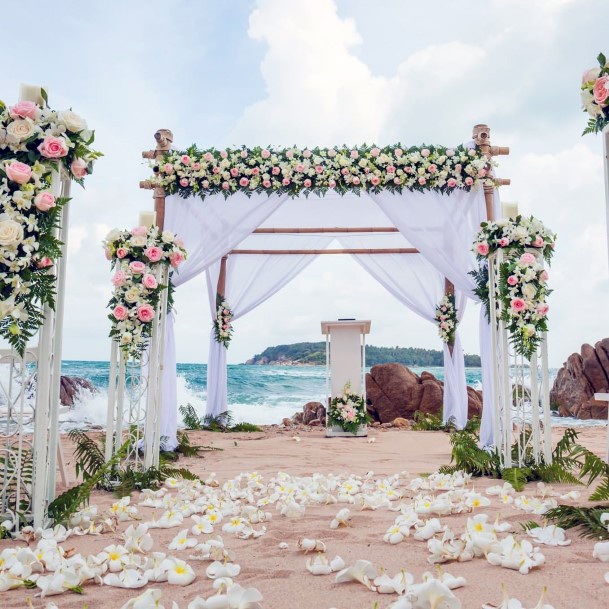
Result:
[204, 234, 335, 417]
[337, 233, 469, 428]
[160, 192, 290, 447]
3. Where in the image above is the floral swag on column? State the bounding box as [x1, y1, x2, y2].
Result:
[471, 216, 556, 359]
[435, 294, 458, 345]
[104, 227, 187, 357]
[0, 96, 101, 354]
[581, 52, 609, 135]
[213, 299, 233, 348]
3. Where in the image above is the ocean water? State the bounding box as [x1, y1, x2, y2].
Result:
[57, 361, 602, 430]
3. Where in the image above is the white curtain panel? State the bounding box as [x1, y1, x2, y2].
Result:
[337, 235, 469, 428]
[204, 234, 335, 417]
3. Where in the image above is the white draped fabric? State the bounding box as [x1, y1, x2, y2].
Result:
[204, 234, 335, 416]
[338, 233, 469, 428]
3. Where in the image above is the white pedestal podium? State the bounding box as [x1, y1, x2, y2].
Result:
[321, 319, 371, 437]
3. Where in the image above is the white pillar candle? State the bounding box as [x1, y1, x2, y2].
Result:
[19, 83, 46, 106]
[139, 210, 157, 229]
[501, 201, 519, 219]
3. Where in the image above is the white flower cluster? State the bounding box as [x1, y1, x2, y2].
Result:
[152, 144, 493, 200]
[214, 299, 233, 347]
[0, 98, 100, 350]
[103, 226, 187, 359]
[581, 52, 609, 134]
[435, 294, 457, 344]
[328, 384, 367, 432]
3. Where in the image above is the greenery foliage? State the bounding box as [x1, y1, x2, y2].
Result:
[411, 412, 481, 433]
[247, 342, 481, 367]
[179, 404, 261, 432]
[544, 504, 609, 539]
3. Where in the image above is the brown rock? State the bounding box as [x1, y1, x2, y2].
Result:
[315, 404, 327, 423]
[573, 397, 608, 420]
[59, 376, 97, 407]
[380, 422, 393, 428]
[303, 401, 324, 425]
[392, 417, 411, 429]
[551, 351, 596, 418]
[309, 418, 322, 427]
[282, 418, 292, 427]
[292, 412, 304, 425]
[366, 363, 482, 423]
[581, 343, 609, 392]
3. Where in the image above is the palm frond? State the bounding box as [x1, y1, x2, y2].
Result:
[545, 504, 609, 539]
[179, 403, 203, 430]
[68, 429, 106, 481]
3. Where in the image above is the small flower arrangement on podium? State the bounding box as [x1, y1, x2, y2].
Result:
[327, 382, 369, 437]
[214, 299, 233, 347]
[105, 226, 187, 359]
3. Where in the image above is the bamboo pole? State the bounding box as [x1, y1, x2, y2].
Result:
[253, 227, 399, 234]
[141, 129, 173, 230]
[216, 255, 228, 300]
[229, 248, 420, 255]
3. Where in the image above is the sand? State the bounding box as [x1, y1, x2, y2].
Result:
[2, 424, 608, 609]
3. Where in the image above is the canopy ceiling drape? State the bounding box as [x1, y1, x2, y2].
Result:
[160, 186, 498, 448]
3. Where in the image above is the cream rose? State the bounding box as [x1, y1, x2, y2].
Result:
[105, 228, 122, 242]
[124, 287, 140, 303]
[130, 235, 146, 247]
[57, 110, 87, 133]
[0, 216, 25, 247]
[6, 119, 36, 142]
[521, 283, 537, 300]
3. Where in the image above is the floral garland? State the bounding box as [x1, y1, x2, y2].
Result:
[471, 215, 556, 360]
[104, 226, 187, 359]
[214, 299, 233, 348]
[435, 294, 458, 344]
[581, 52, 609, 135]
[0, 95, 101, 354]
[328, 383, 369, 434]
[150, 143, 493, 200]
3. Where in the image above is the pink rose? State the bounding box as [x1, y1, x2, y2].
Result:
[303, 179, 312, 188]
[251, 167, 259, 175]
[220, 150, 228, 159]
[112, 270, 128, 286]
[536, 303, 549, 316]
[418, 176, 426, 185]
[315, 165, 323, 174]
[129, 261, 146, 274]
[169, 251, 184, 268]
[533, 235, 544, 247]
[203, 152, 214, 162]
[404, 166, 412, 173]
[131, 226, 147, 236]
[70, 158, 88, 179]
[181, 155, 191, 165]
[387, 165, 396, 174]
[478, 168, 487, 178]
[144, 246, 163, 262]
[212, 166, 220, 174]
[193, 162, 201, 171]
[510, 298, 526, 312]
[464, 177, 474, 186]
[9, 100, 39, 120]
[394, 148, 403, 157]
[37, 136, 69, 159]
[295, 163, 305, 173]
[428, 164, 437, 174]
[116, 247, 128, 259]
[507, 275, 518, 286]
[350, 150, 359, 159]
[239, 177, 249, 187]
[286, 149, 294, 159]
[328, 180, 336, 188]
[393, 177, 401, 185]
[282, 178, 290, 186]
[341, 167, 349, 176]
[261, 149, 271, 159]
[113, 305, 128, 321]
[499, 237, 510, 247]
[593, 76, 609, 106]
[180, 178, 189, 187]
[455, 164, 462, 172]
[370, 147, 380, 157]
[303, 149, 312, 158]
[262, 180, 271, 188]
[421, 148, 430, 157]
[34, 191, 56, 212]
[353, 176, 361, 185]
[540, 270, 549, 282]
[164, 163, 173, 173]
[475, 242, 490, 256]
[142, 273, 158, 289]
[271, 166, 280, 175]
[446, 149, 455, 157]
[5, 161, 32, 184]
[36, 256, 53, 268]
[240, 150, 248, 159]
[447, 178, 457, 188]
[222, 182, 230, 190]
[137, 303, 155, 323]
[327, 148, 337, 157]
[202, 180, 209, 188]
[370, 175, 381, 186]
[519, 252, 536, 266]
[230, 167, 239, 177]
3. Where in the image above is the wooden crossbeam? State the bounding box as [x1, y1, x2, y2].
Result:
[229, 248, 420, 255]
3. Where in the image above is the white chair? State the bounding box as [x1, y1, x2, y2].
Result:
[0, 348, 69, 487]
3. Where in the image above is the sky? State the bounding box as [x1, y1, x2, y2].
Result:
[1, 0, 608, 367]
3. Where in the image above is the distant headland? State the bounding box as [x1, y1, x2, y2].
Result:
[244, 342, 481, 367]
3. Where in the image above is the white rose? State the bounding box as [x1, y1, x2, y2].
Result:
[0, 216, 24, 247]
[57, 110, 87, 133]
[162, 231, 175, 244]
[524, 324, 537, 337]
[521, 283, 537, 299]
[6, 119, 36, 142]
[120, 332, 133, 345]
[124, 287, 140, 303]
[105, 228, 122, 242]
[130, 235, 146, 247]
[511, 226, 528, 241]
